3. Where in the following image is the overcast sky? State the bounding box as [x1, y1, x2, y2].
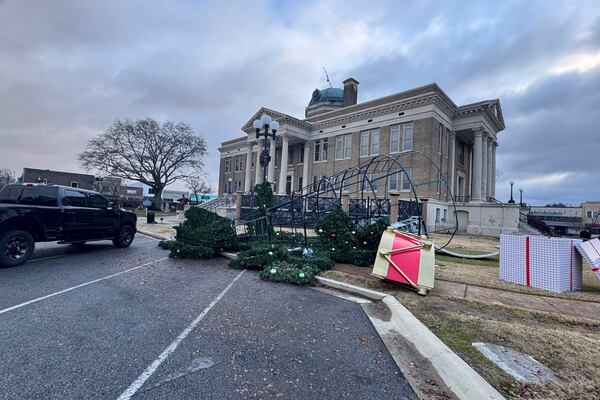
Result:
[1, 0, 599, 205]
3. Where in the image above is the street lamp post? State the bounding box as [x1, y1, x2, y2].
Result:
[253, 113, 279, 184]
[508, 181, 515, 204]
[519, 188, 523, 206]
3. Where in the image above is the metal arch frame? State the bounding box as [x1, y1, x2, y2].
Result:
[238, 150, 459, 250]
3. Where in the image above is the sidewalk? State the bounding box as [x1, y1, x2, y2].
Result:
[137, 221, 177, 240]
[334, 263, 600, 321]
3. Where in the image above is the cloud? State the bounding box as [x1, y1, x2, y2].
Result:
[0, 0, 599, 205]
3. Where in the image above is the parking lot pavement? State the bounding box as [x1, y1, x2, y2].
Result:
[0, 237, 415, 400]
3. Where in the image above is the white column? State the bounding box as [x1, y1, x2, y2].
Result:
[471, 129, 483, 202]
[481, 132, 488, 200]
[255, 139, 263, 184]
[448, 131, 456, 196]
[277, 136, 289, 195]
[491, 142, 497, 198]
[244, 145, 253, 193]
[267, 137, 276, 184]
[486, 138, 493, 199]
[302, 141, 310, 195]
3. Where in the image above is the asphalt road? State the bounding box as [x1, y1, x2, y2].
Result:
[0, 234, 415, 399]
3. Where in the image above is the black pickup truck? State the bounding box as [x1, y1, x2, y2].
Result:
[0, 183, 137, 268]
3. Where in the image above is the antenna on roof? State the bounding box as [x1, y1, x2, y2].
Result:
[323, 67, 332, 88]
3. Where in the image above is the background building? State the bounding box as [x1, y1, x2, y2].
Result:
[528, 205, 582, 236]
[582, 201, 600, 229]
[21, 168, 95, 190]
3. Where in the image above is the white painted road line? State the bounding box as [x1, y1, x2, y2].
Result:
[0, 257, 168, 316]
[117, 270, 246, 400]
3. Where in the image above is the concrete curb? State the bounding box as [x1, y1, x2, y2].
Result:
[381, 296, 504, 400]
[316, 277, 505, 400]
[315, 276, 387, 301]
[137, 229, 171, 241]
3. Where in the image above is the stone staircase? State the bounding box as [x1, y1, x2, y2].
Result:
[198, 196, 237, 219]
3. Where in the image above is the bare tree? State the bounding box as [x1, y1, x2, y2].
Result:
[79, 118, 206, 210]
[0, 168, 15, 189]
[186, 176, 213, 204]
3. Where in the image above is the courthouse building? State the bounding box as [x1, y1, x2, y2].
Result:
[218, 78, 518, 235]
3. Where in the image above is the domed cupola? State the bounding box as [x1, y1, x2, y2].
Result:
[305, 78, 359, 118]
[305, 88, 344, 117]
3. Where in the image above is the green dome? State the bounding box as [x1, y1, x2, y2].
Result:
[308, 87, 344, 106]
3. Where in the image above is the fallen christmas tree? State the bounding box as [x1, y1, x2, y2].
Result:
[314, 205, 389, 267]
[229, 240, 334, 285]
[159, 207, 238, 258]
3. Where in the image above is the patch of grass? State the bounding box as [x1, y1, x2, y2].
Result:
[436, 254, 499, 268]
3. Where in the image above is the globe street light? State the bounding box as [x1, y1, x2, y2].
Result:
[253, 113, 279, 184]
[519, 188, 523, 206]
[508, 181, 515, 203]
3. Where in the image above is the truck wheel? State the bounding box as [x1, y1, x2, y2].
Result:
[0, 230, 35, 268]
[113, 225, 135, 248]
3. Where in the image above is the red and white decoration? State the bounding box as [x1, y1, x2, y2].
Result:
[575, 238, 600, 280]
[500, 234, 583, 293]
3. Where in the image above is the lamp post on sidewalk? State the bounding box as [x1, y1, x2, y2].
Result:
[519, 188, 523, 206]
[253, 113, 279, 184]
[508, 181, 515, 204]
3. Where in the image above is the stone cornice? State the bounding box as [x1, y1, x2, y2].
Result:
[241, 107, 313, 133]
[312, 93, 455, 130]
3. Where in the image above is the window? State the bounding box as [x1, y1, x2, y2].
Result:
[286, 175, 292, 195]
[360, 129, 379, 157]
[70, 182, 79, 188]
[388, 168, 412, 191]
[391, 123, 413, 153]
[62, 189, 87, 207]
[322, 138, 328, 161]
[361, 172, 378, 192]
[438, 124, 443, 154]
[88, 193, 108, 209]
[342, 178, 351, 192]
[224, 159, 231, 173]
[313, 175, 328, 191]
[298, 176, 303, 192]
[390, 125, 401, 153]
[335, 134, 352, 160]
[403, 123, 413, 151]
[314, 139, 328, 162]
[435, 208, 441, 223]
[19, 188, 38, 205]
[251, 154, 255, 170]
[360, 131, 369, 157]
[288, 149, 294, 165]
[299, 145, 305, 164]
[36, 187, 58, 207]
[457, 142, 466, 165]
[371, 130, 380, 155]
[443, 209, 448, 222]
[0, 186, 20, 203]
[401, 168, 412, 191]
[234, 155, 242, 172]
[388, 170, 399, 191]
